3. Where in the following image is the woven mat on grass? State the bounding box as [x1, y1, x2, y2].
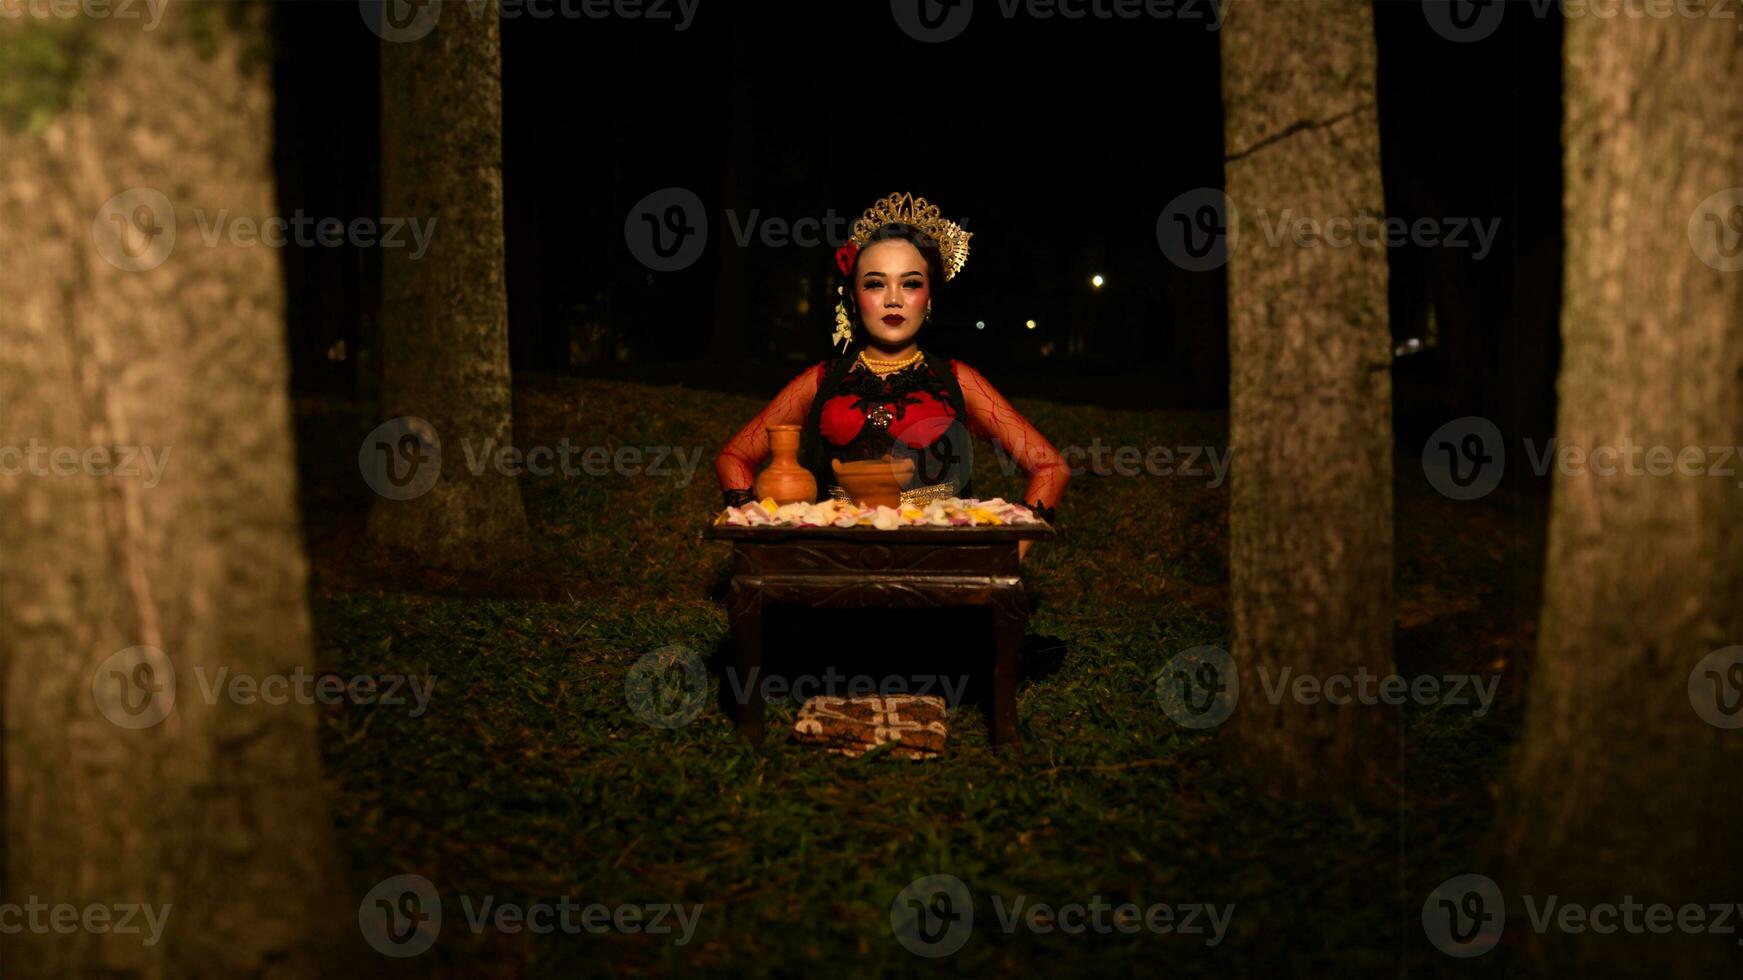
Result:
[793, 695, 947, 760]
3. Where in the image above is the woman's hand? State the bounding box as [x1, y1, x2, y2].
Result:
[1018, 539, 1033, 563]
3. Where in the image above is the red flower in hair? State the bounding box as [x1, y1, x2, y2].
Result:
[835, 242, 859, 277]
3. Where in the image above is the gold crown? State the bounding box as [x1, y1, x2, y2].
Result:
[849, 191, 972, 281]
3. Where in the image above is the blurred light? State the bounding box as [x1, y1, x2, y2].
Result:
[975, 320, 985, 330]
[1024, 319, 1037, 330]
[1393, 337, 1423, 357]
[1091, 274, 1104, 288]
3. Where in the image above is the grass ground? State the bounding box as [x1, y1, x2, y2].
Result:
[296, 373, 1545, 977]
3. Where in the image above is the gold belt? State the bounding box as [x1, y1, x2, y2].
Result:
[829, 480, 959, 507]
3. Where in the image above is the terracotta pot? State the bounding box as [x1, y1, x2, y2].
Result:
[753, 424, 817, 504]
[830, 456, 916, 509]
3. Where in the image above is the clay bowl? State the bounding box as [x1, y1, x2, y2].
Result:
[831, 457, 916, 509]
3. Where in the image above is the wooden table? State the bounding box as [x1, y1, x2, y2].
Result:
[703, 522, 1055, 747]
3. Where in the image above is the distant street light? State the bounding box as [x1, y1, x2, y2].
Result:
[1091, 274, 1104, 288]
[975, 320, 985, 330]
[1024, 319, 1037, 330]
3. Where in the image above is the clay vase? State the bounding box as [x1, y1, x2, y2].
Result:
[831, 456, 916, 509]
[753, 425, 817, 504]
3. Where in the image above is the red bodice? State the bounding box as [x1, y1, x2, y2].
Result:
[819, 390, 958, 449]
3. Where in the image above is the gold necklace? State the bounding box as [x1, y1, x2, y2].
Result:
[858, 349, 922, 375]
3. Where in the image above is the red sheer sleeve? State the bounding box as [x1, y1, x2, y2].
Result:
[715, 362, 827, 501]
[952, 360, 1069, 514]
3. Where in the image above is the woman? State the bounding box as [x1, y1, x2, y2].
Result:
[714, 191, 1068, 561]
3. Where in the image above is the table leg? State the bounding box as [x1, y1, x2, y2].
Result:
[990, 599, 1024, 748]
[729, 581, 765, 743]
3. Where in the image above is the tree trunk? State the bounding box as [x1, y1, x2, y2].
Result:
[370, 2, 529, 567]
[1220, 0, 1394, 793]
[0, 4, 340, 975]
[1501, 11, 1742, 974]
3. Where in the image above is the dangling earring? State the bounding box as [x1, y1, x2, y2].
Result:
[832, 286, 853, 353]
[925, 304, 933, 323]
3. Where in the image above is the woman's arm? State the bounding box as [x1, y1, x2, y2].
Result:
[952, 359, 1069, 521]
[714, 362, 827, 506]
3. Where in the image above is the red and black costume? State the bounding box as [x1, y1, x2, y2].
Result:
[715, 349, 1068, 521]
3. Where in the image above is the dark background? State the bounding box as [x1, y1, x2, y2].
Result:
[272, 0, 1562, 449]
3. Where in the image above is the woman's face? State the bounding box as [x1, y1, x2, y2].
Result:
[854, 239, 930, 347]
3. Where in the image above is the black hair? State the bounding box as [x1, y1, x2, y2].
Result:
[837, 222, 947, 347]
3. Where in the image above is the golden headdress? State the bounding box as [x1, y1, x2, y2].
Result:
[849, 191, 972, 281]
